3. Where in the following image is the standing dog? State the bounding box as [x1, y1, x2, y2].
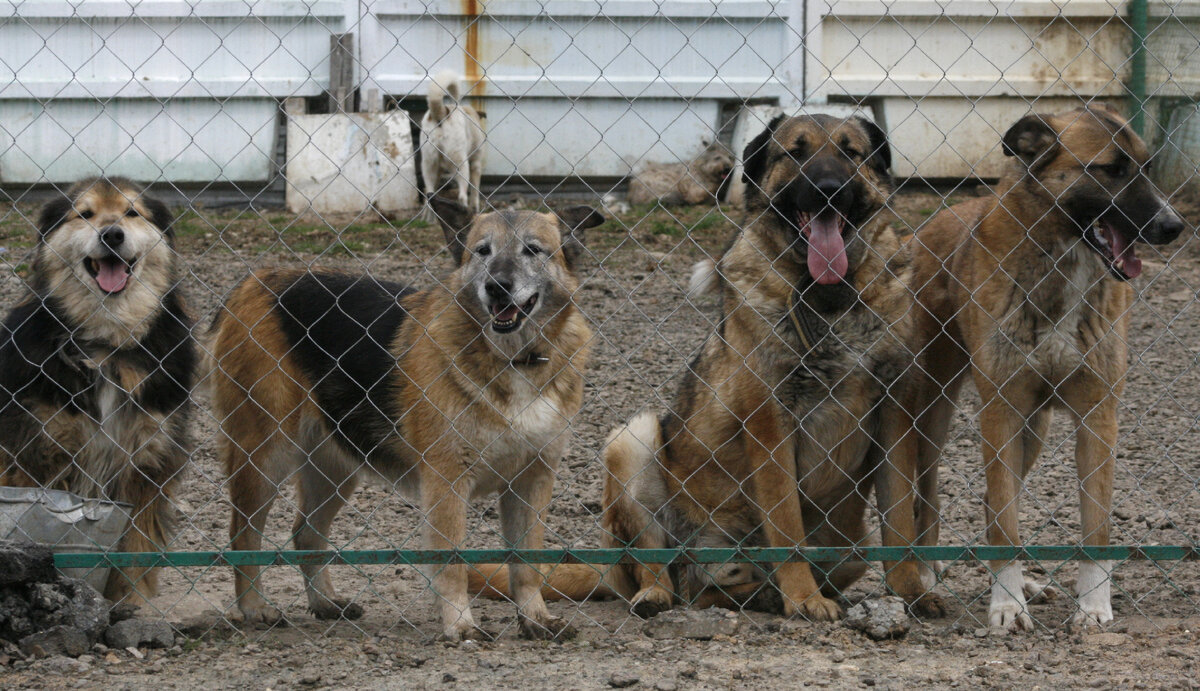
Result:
[470, 115, 941, 619]
[419, 70, 486, 221]
[210, 200, 602, 640]
[904, 106, 1184, 631]
[0, 178, 194, 605]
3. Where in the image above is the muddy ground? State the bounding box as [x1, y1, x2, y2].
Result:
[1, 185, 1199, 689]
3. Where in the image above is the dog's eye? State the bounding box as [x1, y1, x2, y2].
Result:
[523, 244, 543, 257]
[125, 207, 140, 218]
[475, 245, 491, 257]
[78, 210, 94, 220]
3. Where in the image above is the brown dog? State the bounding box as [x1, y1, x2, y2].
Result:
[904, 106, 1184, 631]
[210, 200, 602, 640]
[627, 141, 734, 207]
[470, 115, 941, 619]
[0, 178, 194, 605]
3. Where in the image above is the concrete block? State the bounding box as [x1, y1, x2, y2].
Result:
[285, 112, 419, 217]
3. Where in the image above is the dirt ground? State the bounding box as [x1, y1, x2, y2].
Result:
[2, 185, 1200, 689]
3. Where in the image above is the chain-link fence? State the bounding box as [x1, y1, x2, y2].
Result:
[1, 0, 1198, 646]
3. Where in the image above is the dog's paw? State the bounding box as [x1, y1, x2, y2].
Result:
[440, 623, 495, 642]
[630, 586, 673, 619]
[238, 604, 287, 629]
[907, 591, 947, 619]
[309, 597, 364, 621]
[988, 601, 1033, 632]
[787, 594, 843, 622]
[918, 561, 944, 591]
[1022, 577, 1060, 604]
[1068, 607, 1113, 633]
[519, 614, 577, 641]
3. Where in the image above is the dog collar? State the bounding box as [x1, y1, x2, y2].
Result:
[511, 351, 550, 367]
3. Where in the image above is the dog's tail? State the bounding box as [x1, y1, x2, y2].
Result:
[687, 257, 720, 299]
[466, 564, 616, 602]
[426, 69, 461, 124]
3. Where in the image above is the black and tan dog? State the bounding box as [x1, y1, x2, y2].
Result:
[210, 200, 602, 640]
[903, 105, 1184, 631]
[470, 115, 940, 619]
[0, 178, 194, 605]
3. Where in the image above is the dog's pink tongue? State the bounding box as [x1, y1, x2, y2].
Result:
[95, 259, 129, 293]
[1106, 225, 1142, 279]
[806, 214, 848, 285]
[494, 304, 519, 321]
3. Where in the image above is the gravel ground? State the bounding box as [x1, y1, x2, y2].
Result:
[1, 187, 1199, 689]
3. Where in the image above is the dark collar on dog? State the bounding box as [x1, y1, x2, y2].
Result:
[511, 350, 550, 367]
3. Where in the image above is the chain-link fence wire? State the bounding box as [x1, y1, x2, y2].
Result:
[0, 0, 1198, 642]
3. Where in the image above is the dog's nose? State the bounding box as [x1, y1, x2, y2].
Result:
[485, 280, 514, 302]
[1149, 208, 1185, 245]
[815, 178, 844, 201]
[100, 226, 125, 249]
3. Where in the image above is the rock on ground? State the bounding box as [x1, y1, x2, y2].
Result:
[0, 541, 111, 657]
[642, 608, 740, 640]
[105, 618, 175, 649]
[844, 596, 911, 641]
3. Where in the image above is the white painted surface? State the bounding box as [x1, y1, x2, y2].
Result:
[285, 112, 419, 216]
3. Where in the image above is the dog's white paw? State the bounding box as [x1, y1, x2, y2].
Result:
[990, 563, 1033, 632]
[988, 600, 1034, 632]
[1070, 561, 1113, 632]
[1022, 577, 1060, 604]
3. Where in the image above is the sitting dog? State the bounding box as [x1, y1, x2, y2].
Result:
[210, 199, 603, 640]
[627, 141, 734, 207]
[469, 115, 942, 619]
[419, 70, 486, 221]
[0, 178, 195, 605]
[903, 105, 1184, 631]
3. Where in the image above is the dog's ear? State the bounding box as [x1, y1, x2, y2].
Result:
[1002, 114, 1058, 168]
[853, 117, 892, 179]
[556, 206, 604, 268]
[741, 114, 785, 187]
[431, 197, 474, 266]
[141, 193, 174, 236]
[37, 192, 74, 237]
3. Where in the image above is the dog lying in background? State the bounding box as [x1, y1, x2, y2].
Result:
[419, 70, 487, 221]
[210, 199, 603, 640]
[627, 141, 733, 207]
[0, 178, 195, 605]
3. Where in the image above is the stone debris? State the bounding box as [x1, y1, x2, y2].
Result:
[105, 618, 175, 650]
[0, 541, 111, 658]
[642, 608, 741, 641]
[844, 597, 911, 641]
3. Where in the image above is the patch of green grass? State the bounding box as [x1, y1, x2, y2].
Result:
[689, 213, 725, 233]
[649, 219, 685, 237]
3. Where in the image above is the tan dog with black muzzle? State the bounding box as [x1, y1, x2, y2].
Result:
[903, 105, 1184, 631]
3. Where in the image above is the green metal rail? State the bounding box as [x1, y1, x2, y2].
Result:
[53, 545, 1200, 570]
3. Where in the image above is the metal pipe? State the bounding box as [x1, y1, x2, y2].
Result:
[1128, 0, 1149, 137]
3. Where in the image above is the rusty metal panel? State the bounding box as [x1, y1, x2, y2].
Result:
[362, 0, 794, 177]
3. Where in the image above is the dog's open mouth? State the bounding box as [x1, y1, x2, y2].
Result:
[1090, 220, 1142, 280]
[797, 211, 848, 285]
[84, 255, 135, 294]
[490, 294, 538, 333]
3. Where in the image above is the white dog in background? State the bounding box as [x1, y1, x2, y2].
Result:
[419, 70, 486, 222]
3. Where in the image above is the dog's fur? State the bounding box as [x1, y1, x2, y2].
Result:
[903, 105, 1184, 631]
[0, 178, 194, 605]
[210, 199, 602, 640]
[420, 70, 486, 220]
[627, 141, 734, 207]
[469, 116, 941, 619]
